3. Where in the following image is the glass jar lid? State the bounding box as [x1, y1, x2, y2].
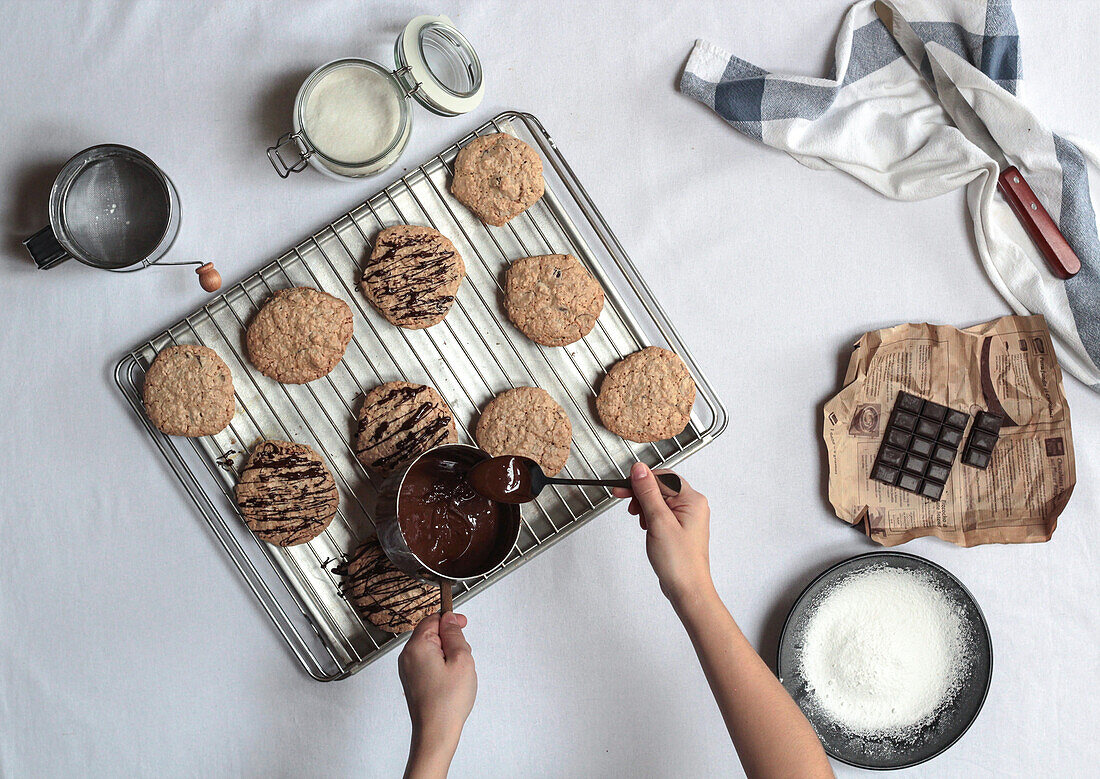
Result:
[394, 15, 484, 117]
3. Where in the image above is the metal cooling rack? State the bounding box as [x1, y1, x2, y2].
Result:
[115, 111, 727, 681]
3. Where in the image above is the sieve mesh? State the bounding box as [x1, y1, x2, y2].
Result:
[61, 155, 170, 268]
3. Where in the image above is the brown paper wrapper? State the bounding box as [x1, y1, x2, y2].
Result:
[823, 314, 1075, 547]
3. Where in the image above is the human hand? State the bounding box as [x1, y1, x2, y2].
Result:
[399, 612, 477, 779]
[612, 462, 713, 608]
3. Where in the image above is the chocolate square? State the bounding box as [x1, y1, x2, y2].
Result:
[920, 480, 945, 500]
[896, 392, 924, 413]
[969, 430, 998, 452]
[944, 409, 970, 429]
[919, 479, 946, 499]
[938, 427, 963, 447]
[910, 437, 934, 457]
[974, 411, 1003, 434]
[898, 472, 921, 492]
[873, 463, 900, 484]
[887, 429, 911, 448]
[893, 411, 918, 431]
[922, 401, 948, 422]
[933, 445, 956, 464]
[904, 454, 928, 474]
[963, 448, 991, 469]
[926, 462, 951, 483]
[915, 418, 940, 439]
[880, 446, 906, 466]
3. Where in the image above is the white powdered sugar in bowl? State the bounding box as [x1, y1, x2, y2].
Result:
[796, 566, 972, 739]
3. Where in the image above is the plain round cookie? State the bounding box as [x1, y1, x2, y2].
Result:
[361, 225, 465, 330]
[246, 286, 353, 384]
[142, 345, 235, 437]
[505, 253, 605, 347]
[335, 537, 439, 633]
[355, 381, 458, 474]
[234, 440, 339, 546]
[450, 133, 544, 227]
[597, 347, 696, 443]
[475, 387, 572, 476]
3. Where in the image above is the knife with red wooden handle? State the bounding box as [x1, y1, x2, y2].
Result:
[997, 167, 1080, 279]
[875, 1, 1082, 280]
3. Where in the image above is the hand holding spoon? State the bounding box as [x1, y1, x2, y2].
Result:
[468, 455, 681, 504]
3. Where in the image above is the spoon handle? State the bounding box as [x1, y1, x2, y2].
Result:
[547, 472, 682, 495]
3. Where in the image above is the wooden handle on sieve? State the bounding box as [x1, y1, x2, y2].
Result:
[196, 262, 222, 292]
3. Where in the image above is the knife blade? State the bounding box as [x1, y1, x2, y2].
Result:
[874, 1, 1081, 279]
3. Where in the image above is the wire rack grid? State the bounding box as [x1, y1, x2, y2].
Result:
[115, 111, 727, 681]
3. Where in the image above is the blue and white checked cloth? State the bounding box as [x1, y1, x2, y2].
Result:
[682, 0, 1100, 391]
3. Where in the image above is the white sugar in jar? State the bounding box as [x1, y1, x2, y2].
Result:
[296, 60, 410, 178]
[268, 16, 484, 180]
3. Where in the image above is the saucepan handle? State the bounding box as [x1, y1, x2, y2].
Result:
[23, 225, 70, 269]
[439, 581, 453, 614]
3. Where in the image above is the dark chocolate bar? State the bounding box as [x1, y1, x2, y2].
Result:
[870, 391, 970, 501]
[961, 410, 1003, 469]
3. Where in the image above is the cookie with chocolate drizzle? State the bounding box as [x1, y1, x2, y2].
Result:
[361, 225, 465, 330]
[354, 381, 458, 474]
[234, 440, 339, 546]
[335, 537, 439, 633]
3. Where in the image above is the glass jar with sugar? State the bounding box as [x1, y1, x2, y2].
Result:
[268, 15, 483, 179]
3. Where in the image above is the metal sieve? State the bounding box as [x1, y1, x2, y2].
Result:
[24, 145, 220, 290]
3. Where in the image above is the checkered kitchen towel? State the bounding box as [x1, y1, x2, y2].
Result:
[682, 0, 1100, 391]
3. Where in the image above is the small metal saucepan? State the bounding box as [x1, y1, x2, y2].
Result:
[375, 444, 521, 613]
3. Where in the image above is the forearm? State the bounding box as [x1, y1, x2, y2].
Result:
[674, 585, 833, 779]
[404, 726, 461, 779]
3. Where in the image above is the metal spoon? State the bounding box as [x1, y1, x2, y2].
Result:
[468, 455, 681, 504]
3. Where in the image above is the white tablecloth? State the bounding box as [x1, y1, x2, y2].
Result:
[2, 1, 1097, 776]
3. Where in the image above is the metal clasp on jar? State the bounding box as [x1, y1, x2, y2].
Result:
[266, 131, 313, 178]
[392, 64, 423, 101]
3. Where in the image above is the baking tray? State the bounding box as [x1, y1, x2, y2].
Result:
[115, 111, 728, 681]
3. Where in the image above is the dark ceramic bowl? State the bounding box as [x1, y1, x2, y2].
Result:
[776, 551, 993, 770]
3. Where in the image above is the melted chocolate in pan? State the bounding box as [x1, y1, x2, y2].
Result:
[398, 449, 512, 579]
